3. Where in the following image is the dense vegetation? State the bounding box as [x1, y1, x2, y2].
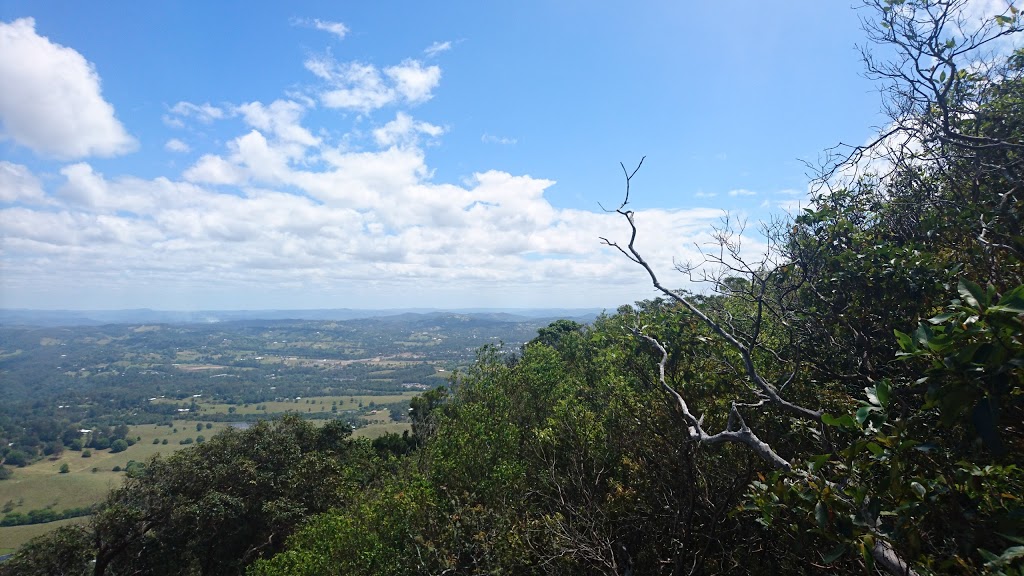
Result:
[2, 1, 1022, 574]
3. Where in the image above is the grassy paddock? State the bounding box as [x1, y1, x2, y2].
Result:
[0, 393, 419, 551]
[0, 516, 89, 555]
[0, 421, 228, 551]
[352, 421, 411, 439]
[179, 392, 419, 416]
[0, 420, 232, 515]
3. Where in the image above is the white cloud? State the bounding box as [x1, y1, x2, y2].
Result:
[385, 60, 441, 103]
[306, 54, 441, 111]
[0, 32, 736, 310]
[311, 59, 395, 111]
[0, 18, 136, 159]
[728, 189, 757, 196]
[181, 99, 321, 186]
[424, 40, 452, 57]
[760, 189, 809, 213]
[232, 130, 295, 182]
[3, 124, 730, 308]
[165, 138, 191, 153]
[0, 161, 47, 204]
[961, 0, 1021, 26]
[165, 101, 225, 126]
[235, 100, 319, 146]
[694, 191, 717, 198]
[374, 112, 444, 147]
[481, 133, 517, 145]
[183, 154, 247, 185]
[291, 17, 348, 40]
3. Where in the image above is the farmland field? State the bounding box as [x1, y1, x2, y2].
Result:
[0, 311, 585, 552]
[0, 405, 411, 553]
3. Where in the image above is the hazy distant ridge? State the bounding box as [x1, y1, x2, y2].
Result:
[0, 308, 604, 327]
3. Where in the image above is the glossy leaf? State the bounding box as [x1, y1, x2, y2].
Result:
[958, 278, 986, 309]
[821, 413, 856, 428]
[991, 284, 1024, 314]
[815, 501, 829, 529]
[875, 379, 891, 407]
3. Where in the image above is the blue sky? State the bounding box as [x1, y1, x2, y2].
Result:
[0, 1, 887, 310]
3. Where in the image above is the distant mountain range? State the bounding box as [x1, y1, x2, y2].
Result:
[0, 307, 605, 327]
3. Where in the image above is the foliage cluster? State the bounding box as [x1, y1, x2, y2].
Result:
[0, 505, 92, 527]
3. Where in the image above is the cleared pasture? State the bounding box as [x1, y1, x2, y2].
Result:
[0, 516, 89, 555]
[0, 399, 414, 551]
[181, 392, 418, 416]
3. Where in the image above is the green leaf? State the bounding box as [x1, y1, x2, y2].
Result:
[866, 442, 884, 456]
[979, 548, 1000, 562]
[958, 279, 986, 309]
[822, 542, 847, 564]
[875, 379, 891, 407]
[993, 284, 1024, 314]
[861, 535, 875, 571]
[982, 546, 1024, 569]
[822, 413, 856, 428]
[815, 501, 829, 529]
[894, 329, 916, 352]
[856, 406, 877, 426]
[939, 70, 947, 82]
[898, 439, 920, 450]
[927, 312, 957, 325]
[998, 533, 1024, 545]
[913, 323, 934, 348]
[808, 453, 831, 472]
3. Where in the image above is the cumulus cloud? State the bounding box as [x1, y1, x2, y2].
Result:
[4, 126, 727, 308]
[306, 54, 441, 111]
[310, 59, 395, 111]
[181, 100, 320, 186]
[373, 112, 444, 147]
[0, 161, 48, 204]
[385, 60, 442, 103]
[183, 154, 247, 185]
[0, 18, 136, 159]
[0, 27, 734, 310]
[235, 100, 319, 146]
[165, 138, 191, 153]
[291, 17, 348, 40]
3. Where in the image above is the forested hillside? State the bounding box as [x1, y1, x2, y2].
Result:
[2, 1, 1022, 574]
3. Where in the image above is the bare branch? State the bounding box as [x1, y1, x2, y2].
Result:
[604, 164, 821, 425]
[637, 332, 792, 471]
